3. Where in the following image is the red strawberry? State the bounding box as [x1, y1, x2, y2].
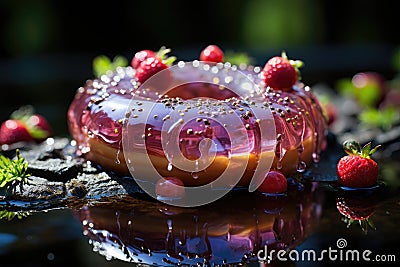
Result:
[351, 71, 386, 108]
[0, 119, 32, 145]
[336, 140, 381, 188]
[262, 51, 303, 91]
[134, 47, 176, 84]
[200, 44, 224, 63]
[131, 49, 156, 69]
[27, 114, 53, 141]
[9, 105, 52, 143]
[258, 170, 287, 194]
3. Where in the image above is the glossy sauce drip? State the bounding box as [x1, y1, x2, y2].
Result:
[263, 84, 327, 170]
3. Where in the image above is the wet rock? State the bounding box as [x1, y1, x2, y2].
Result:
[67, 172, 144, 199]
[19, 138, 72, 162]
[28, 158, 83, 183]
[0, 137, 147, 210]
[2, 176, 66, 202]
[65, 179, 87, 198]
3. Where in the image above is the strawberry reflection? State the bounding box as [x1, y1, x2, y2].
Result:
[73, 182, 323, 266]
[336, 191, 378, 234]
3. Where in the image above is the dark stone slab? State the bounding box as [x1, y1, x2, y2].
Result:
[27, 158, 83, 183]
[0, 137, 143, 210]
[1, 176, 65, 201]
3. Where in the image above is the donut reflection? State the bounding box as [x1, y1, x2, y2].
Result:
[74, 181, 323, 266]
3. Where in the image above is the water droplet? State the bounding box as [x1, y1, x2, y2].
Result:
[312, 152, 320, 163]
[192, 172, 199, 179]
[167, 219, 173, 231]
[115, 143, 121, 164]
[167, 162, 173, 171]
[297, 161, 306, 172]
[276, 158, 283, 170]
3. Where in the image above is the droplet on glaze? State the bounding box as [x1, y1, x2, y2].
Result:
[297, 161, 307, 172]
[167, 162, 173, 171]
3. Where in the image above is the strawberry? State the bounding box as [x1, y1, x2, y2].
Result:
[336, 195, 376, 233]
[257, 170, 287, 194]
[336, 140, 381, 188]
[134, 46, 176, 84]
[351, 72, 386, 108]
[7, 105, 52, 144]
[200, 44, 224, 63]
[0, 119, 32, 145]
[131, 49, 156, 69]
[27, 114, 53, 141]
[262, 51, 303, 91]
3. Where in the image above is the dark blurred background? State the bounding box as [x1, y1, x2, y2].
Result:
[1, 0, 399, 136]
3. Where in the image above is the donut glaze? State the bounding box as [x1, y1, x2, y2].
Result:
[68, 62, 327, 186]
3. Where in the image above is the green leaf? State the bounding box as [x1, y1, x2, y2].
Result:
[359, 107, 399, 130]
[112, 56, 128, 70]
[361, 142, 372, 158]
[0, 210, 31, 221]
[369, 144, 381, 156]
[93, 55, 112, 77]
[155, 47, 175, 66]
[10, 105, 34, 121]
[336, 78, 355, 97]
[93, 55, 128, 78]
[0, 149, 30, 189]
[224, 51, 254, 66]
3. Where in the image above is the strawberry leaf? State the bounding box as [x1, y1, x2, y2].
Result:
[163, 56, 176, 66]
[361, 142, 372, 158]
[156, 46, 170, 59]
[155, 46, 176, 66]
[282, 51, 304, 81]
[369, 144, 381, 156]
[10, 105, 34, 122]
[343, 140, 360, 155]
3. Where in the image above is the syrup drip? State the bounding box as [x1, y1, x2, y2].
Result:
[115, 141, 122, 164]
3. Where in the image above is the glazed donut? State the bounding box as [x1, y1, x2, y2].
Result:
[67, 50, 327, 187]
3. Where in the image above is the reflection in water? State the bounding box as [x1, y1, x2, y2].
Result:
[73, 181, 324, 266]
[336, 189, 380, 235]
